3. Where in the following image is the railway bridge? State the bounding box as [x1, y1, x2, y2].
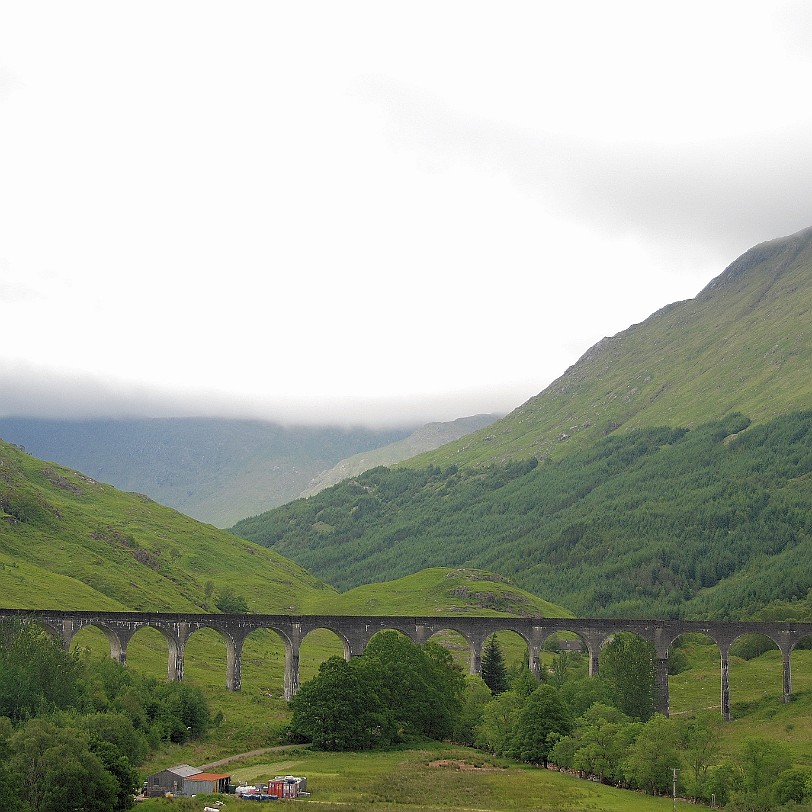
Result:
[2, 609, 810, 720]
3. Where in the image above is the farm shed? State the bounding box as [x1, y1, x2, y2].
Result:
[184, 772, 232, 795]
[144, 764, 201, 796]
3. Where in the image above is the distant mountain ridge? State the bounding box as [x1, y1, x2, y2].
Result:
[301, 413, 500, 497]
[0, 414, 499, 527]
[0, 418, 414, 527]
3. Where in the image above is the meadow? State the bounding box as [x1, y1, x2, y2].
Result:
[137, 743, 702, 812]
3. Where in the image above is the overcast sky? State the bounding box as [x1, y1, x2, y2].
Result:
[2, 2, 811, 427]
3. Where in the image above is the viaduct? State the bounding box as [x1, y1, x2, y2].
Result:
[2, 609, 810, 721]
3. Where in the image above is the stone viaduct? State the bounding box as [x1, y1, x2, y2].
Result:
[2, 609, 810, 720]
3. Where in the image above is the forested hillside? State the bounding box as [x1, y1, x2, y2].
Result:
[234, 228, 812, 620]
[302, 413, 499, 496]
[234, 410, 812, 619]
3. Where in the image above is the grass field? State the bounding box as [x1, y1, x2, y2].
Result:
[137, 743, 701, 812]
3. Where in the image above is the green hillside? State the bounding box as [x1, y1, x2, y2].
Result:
[233, 228, 812, 619]
[410, 225, 812, 469]
[1, 439, 567, 620]
[306, 567, 572, 617]
[0, 438, 334, 612]
[233, 411, 812, 618]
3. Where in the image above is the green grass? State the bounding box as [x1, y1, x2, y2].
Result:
[0, 439, 335, 613]
[670, 640, 812, 766]
[71, 612, 812, 772]
[137, 743, 699, 812]
[304, 567, 572, 617]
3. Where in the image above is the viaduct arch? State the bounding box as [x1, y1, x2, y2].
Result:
[2, 609, 810, 720]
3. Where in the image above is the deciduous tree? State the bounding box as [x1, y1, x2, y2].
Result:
[600, 632, 655, 721]
[509, 683, 571, 766]
[289, 656, 386, 750]
[623, 714, 680, 795]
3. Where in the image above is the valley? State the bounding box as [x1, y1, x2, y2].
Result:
[2, 226, 812, 810]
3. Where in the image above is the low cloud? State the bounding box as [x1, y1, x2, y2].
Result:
[0, 361, 521, 428]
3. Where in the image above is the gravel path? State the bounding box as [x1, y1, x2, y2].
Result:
[200, 743, 311, 770]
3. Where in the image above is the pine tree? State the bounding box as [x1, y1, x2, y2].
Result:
[481, 635, 509, 695]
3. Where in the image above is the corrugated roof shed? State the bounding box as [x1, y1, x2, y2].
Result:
[169, 765, 201, 778]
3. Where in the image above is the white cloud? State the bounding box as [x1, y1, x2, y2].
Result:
[1, 1, 810, 424]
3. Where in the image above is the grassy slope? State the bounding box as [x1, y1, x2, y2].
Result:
[411, 225, 812, 469]
[141, 744, 702, 812]
[0, 438, 334, 612]
[234, 411, 812, 617]
[304, 567, 572, 617]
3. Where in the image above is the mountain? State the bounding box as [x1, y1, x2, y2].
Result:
[0, 418, 414, 527]
[233, 227, 812, 619]
[409, 225, 812, 469]
[301, 414, 500, 497]
[0, 414, 498, 528]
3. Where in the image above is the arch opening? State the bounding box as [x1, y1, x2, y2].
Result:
[727, 632, 782, 718]
[596, 631, 658, 722]
[427, 628, 471, 673]
[183, 626, 230, 691]
[541, 631, 589, 687]
[666, 632, 720, 717]
[300, 628, 349, 683]
[790, 633, 812, 695]
[125, 625, 176, 680]
[239, 627, 290, 695]
[69, 623, 123, 663]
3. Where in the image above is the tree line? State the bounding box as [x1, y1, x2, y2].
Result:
[0, 619, 212, 812]
[289, 631, 812, 811]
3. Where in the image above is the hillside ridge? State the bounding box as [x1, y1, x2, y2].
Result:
[1, 438, 571, 618]
[406, 225, 812, 469]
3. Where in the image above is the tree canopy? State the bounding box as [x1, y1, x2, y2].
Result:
[289, 631, 464, 749]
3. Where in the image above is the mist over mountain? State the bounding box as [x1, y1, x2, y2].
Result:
[0, 414, 499, 527]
